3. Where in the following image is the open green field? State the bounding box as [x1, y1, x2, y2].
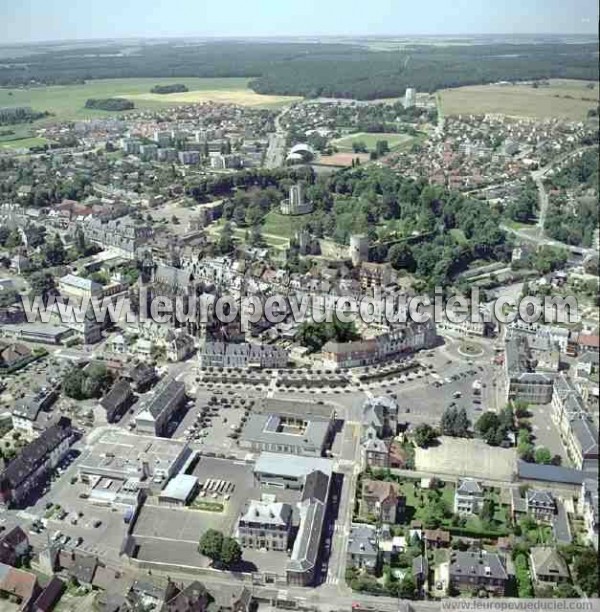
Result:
[206, 217, 291, 250]
[331, 131, 414, 152]
[440, 79, 599, 120]
[262, 210, 315, 239]
[0, 77, 300, 148]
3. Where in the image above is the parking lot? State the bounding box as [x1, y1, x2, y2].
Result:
[173, 392, 251, 454]
[131, 455, 302, 571]
[6, 445, 129, 564]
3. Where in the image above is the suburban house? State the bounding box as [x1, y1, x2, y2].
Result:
[447, 551, 508, 596]
[454, 479, 484, 515]
[346, 523, 379, 574]
[362, 437, 390, 468]
[526, 490, 557, 522]
[208, 585, 253, 612]
[361, 396, 399, 439]
[361, 480, 403, 524]
[163, 580, 210, 611]
[529, 547, 570, 585]
[423, 529, 451, 549]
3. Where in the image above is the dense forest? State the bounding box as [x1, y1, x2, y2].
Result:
[0, 40, 597, 100]
[0, 106, 50, 126]
[84, 98, 135, 111]
[150, 83, 189, 94]
[545, 148, 599, 247]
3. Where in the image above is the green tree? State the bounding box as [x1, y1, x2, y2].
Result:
[75, 227, 87, 255]
[218, 222, 234, 254]
[572, 547, 599, 596]
[62, 368, 86, 400]
[199, 529, 224, 563]
[82, 364, 113, 398]
[0, 226, 10, 247]
[387, 242, 414, 271]
[441, 406, 470, 437]
[220, 537, 242, 567]
[29, 272, 56, 306]
[352, 141, 367, 153]
[554, 583, 579, 598]
[43, 233, 67, 266]
[534, 447, 552, 465]
[413, 424, 438, 448]
[479, 498, 496, 526]
[397, 573, 417, 599]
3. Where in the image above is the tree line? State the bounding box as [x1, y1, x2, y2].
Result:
[0, 40, 596, 100]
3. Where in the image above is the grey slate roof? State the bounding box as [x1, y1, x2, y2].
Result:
[240, 499, 292, 527]
[287, 497, 326, 573]
[530, 547, 569, 580]
[517, 461, 585, 485]
[0, 417, 71, 490]
[449, 551, 507, 581]
[457, 479, 483, 495]
[141, 378, 184, 419]
[347, 524, 378, 557]
[301, 470, 329, 504]
[526, 489, 556, 509]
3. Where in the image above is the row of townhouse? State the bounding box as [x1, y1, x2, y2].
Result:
[322, 319, 437, 370]
[0, 417, 73, 507]
[552, 374, 599, 471]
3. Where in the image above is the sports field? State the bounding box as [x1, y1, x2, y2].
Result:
[440, 79, 599, 120]
[331, 131, 414, 152]
[0, 77, 300, 147]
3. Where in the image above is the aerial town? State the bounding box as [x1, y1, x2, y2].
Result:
[0, 22, 598, 612]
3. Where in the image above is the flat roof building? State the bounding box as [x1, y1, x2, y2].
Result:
[159, 474, 198, 505]
[239, 400, 334, 457]
[77, 429, 191, 491]
[253, 453, 332, 489]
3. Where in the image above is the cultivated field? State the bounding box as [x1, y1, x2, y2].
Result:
[0, 77, 300, 147]
[331, 131, 414, 152]
[440, 79, 599, 120]
[128, 89, 301, 108]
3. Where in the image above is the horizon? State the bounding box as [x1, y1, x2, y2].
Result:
[1, 32, 599, 47]
[1, 0, 598, 45]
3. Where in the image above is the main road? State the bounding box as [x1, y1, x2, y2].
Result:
[264, 106, 291, 169]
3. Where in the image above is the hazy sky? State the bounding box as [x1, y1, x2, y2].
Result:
[1, 0, 598, 44]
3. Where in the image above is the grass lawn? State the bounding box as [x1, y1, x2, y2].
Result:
[502, 219, 538, 231]
[400, 479, 455, 523]
[190, 500, 224, 512]
[206, 217, 291, 250]
[440, 79, 599, 120]
[0, 77, 299, 148]
[449, 228, 468, 245]
[261, 209, 315, 239]
[331, 131, 414, 152]
[0, 136, 49, 149]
